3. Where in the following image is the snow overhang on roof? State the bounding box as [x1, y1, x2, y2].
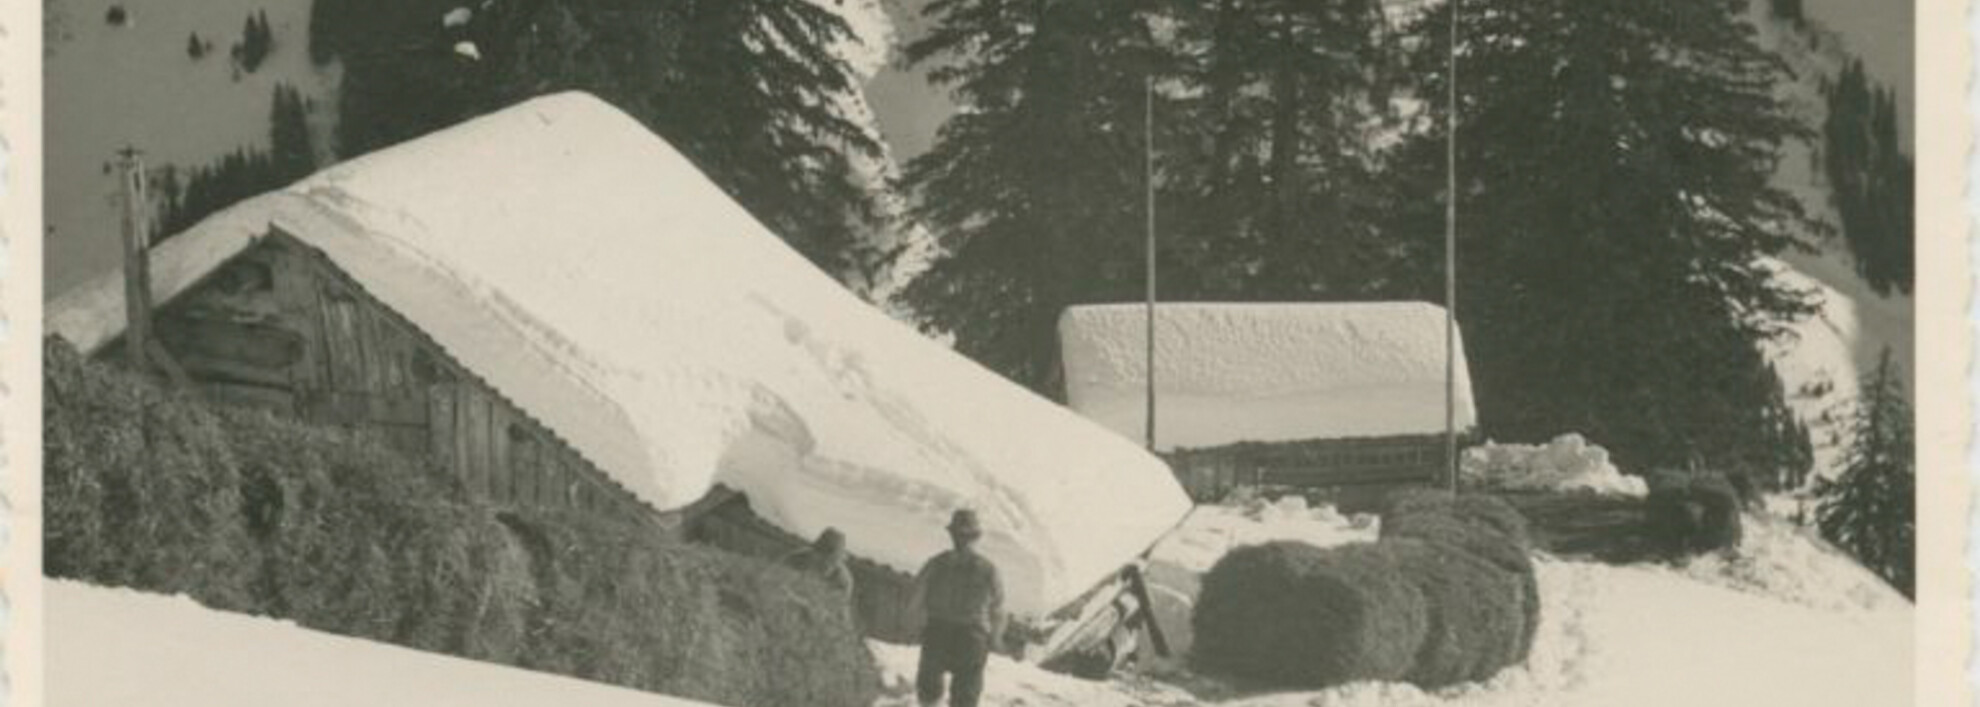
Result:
[46, 92, 1192, 618]
[1058, 302, 1479, 451]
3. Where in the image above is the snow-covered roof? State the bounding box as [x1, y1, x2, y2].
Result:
[46, 92, 1191, 617]
[1058, 302, 1477, 451]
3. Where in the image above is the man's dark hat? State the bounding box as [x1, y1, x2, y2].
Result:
[947, 509, 983, 538]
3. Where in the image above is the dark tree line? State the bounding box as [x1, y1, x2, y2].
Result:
[155, 84, 314, 239]
[903, 0, 1820, 484]
[1823, 60, 1913, 296]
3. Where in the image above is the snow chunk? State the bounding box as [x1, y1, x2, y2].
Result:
[454, 41, 481, 61]
[48, 580, 721, 706]
[44, 93, 1191, 618]
[443, 6, 473, 27]
[1461, 434, 1648, 497]
[1060, 302, 1477, 451]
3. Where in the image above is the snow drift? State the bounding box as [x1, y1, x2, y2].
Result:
[1059, 302, 1477, 451]
[1461, 434, 1648, 497]
[44, 92, 1191, 618]
[47, 580, 724, 706]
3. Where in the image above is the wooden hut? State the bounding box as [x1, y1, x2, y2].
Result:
[48, 93, 1191, 660]
[1059, 302, 1479, 502]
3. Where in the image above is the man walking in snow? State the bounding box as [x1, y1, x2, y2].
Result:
[912, 509, 1004, 707]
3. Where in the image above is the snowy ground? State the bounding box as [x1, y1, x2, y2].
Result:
[46, 580, 721, 706]
[869, 499, 1912, 707]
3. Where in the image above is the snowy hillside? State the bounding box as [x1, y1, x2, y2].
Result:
[1743, 0, 1916, 482]
[47, 581, 723, 706]
[43, 0, 340, 296]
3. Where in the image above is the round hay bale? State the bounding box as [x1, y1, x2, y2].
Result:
[1191, 541, 1429, 688]
[1645, 471, 1743, 556]
[1381, 497, 1540, 658]
[1387, 538, 1527, 687]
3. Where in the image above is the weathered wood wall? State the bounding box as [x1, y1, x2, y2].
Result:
[1163, 434, 1463, 502]
[127, 231, 651, 519]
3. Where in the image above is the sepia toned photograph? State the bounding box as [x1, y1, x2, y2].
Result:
[27, 0, 1937, 705]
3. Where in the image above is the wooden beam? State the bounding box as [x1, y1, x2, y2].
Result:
[118, 148, 153, 371]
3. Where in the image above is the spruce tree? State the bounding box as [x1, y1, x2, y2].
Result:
[269, 83, 315, 182]
[1815, 347, 1914, 597]
[1388, 0, 1817, 472]
[1821, 62, 1913, 296]
[1166, 0, 1398, 300]
[900, 0, 1170, 394]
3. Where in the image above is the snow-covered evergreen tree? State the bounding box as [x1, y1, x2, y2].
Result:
[1815, 346, 1913, 597]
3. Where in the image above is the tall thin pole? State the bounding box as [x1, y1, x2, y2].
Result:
[1144, 76, 1159, 451]
[118, 147, 153, 372]
[1444, 0, 1459, 493]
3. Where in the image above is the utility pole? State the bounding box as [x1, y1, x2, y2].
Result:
[117, 147, 153, 372]
[1144, 75, 1158, 452]
[1444, 0, 1460, 494]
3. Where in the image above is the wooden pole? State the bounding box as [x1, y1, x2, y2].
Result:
[118, 147, 153, 372]
[1444, 0, 1460, 494]
[1144, 76, 1158, 452]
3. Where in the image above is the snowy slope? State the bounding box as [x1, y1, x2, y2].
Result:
[1744, 0, 1916, 482]
[43, 0, 340, 297]
[1059, 302, 1477, 451]
[46, 93, 1191, 618]
[869, 506, 1911, 707]
[47, 580, 723, 706]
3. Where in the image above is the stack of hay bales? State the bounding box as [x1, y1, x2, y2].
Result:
[43, 338, 881, 707]
[1190, 489, 1537, 689]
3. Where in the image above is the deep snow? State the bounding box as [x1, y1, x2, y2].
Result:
[46, 93, 1191, 618]
[870, 498, 1911, 707]
[1461, 434, 1648, 498]
[1059, 302, 1477, 451]
[47, 580, 722, 706]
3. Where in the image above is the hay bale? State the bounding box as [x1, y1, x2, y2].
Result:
[1644, 470, 1744, 556]
[1386, 538, 1526, 687]
[1381, 492, 1541, 660]
[501, 510, 881, 707]
[1384, 488, 1533, 551]
[43, 338, 258, 609]
[1191, 541, 1429, 688]
[44, 339, 879, 706]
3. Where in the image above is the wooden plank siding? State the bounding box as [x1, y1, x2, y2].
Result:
[1163, 434, 1466, 502]
[113, 230, 662, 525]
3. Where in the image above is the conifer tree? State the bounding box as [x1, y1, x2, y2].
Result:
[1167, 0, 1396, 299]
[1816, 347, 1914, 597]
[900, 0, 1171, 394]
[1386, 0, 1817, 472]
